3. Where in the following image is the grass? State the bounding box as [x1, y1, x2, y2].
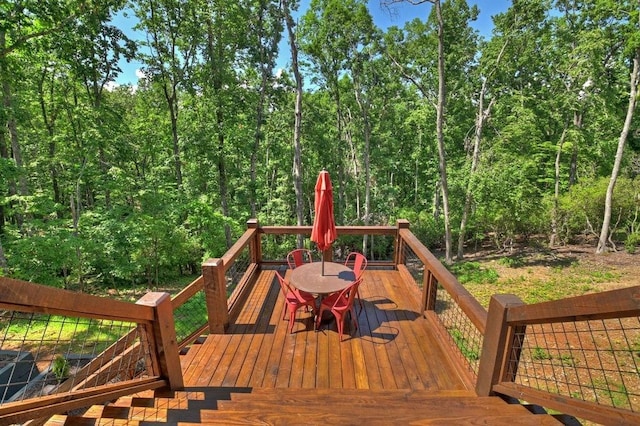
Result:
[455, 256, 621, 307]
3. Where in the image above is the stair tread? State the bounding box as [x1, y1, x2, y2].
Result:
[198, 410, 564, 425]
[217, 397, 533, 415]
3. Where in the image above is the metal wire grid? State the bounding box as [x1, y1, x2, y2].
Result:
[259, 233, 396, 265]
[225, 247, 251, 294]
[172, 289, 207, 343]
[434, 288, 483, 375]
[402, 243, 482, 375]
[507, 317, 640, 412]
[0, 310, 150, 404]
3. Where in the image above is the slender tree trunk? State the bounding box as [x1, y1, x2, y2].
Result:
[550, 123, 569, 247]
[433, 0, 452, 264]
[597, 48, 639, 254]
[206, 17, 232, 247]
[0, 238, 6, 270]
[353, 79, 371, 255]
[569, 111, 583, 186]
[457, 82, 493, 259]
[283, 0, 305, 247]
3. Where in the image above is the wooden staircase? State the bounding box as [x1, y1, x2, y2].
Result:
[43, 387, 571, 425]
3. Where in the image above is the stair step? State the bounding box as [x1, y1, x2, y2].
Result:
[45, 416, 140, 426]
[217, 397, 532, 415]
[198, 409, 564, 425]
[231, 388, 477, 402]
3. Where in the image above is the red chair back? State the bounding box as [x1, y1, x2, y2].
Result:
[287, 249, 313, 269]
[345, 252, 367, 278]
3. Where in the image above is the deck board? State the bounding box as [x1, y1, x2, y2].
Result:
[180, 268, 470, 392]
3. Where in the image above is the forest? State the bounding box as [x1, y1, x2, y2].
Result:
[1, 0, 639, 291]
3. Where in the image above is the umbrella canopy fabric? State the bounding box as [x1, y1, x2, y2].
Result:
[310, 170, 337, 252]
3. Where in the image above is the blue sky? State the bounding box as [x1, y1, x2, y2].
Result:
[113, 0, 511, 85]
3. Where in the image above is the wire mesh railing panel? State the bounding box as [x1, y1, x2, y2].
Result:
[259, 233, 396, 266]
[0, 311, 150, 405]
[225, 246, 251, 294]
[434, 288, 483, 375]
[508, 317, 640, 412]
[401, 242, 424, 289]
[401, 241, 482, 376]
[260, 233, 314, 267]
[332, 234, 396, 264]
[172, 289, 207, 343]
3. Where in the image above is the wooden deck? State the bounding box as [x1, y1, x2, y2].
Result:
[180, 268, 470, 392]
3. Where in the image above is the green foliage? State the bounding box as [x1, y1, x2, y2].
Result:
[532, 347, 552, 361]
[625, 233, 640, 254]
[52, 355, 69, 382]
[558, 177, 640, 245]
[448, 261, 499, 284]
[450, 328, 480, 361]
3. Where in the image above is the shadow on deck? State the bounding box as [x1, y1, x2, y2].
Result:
[180, 268, 470, 392]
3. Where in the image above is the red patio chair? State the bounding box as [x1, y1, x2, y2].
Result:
[287, 248, 313, 270]
[344, 252, 367, 311]
[276, 271, 317, 334]
[315, 278, 361, 341]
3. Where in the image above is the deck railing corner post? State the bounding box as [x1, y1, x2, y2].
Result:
[247, 218, 262, 265]
[394, 219, 410, 267]
[136, 292, 184, 390]
[475, 294, 524, 397]
[202, 258, 229, 334]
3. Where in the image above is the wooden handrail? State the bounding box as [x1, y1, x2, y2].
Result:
[399, 228, 488, 334]
[506, 285, 640, 324]
[0, 277, 155, 323]
[259, 225, 397, 235]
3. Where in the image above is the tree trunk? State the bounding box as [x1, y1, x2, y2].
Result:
[457, 80, 493, 259]
[283, 0, 305, 248]
[596, 48, 639, 253]
[353, 78, 371, 255]
[550, 123, 569, 247]
[433, 0, 452, 264]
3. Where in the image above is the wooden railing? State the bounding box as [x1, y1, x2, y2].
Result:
[0, 279, 182, 425]
[2, 218, 638, 426]
[395, 223, 487, 388]
[476, 287, 640, 426]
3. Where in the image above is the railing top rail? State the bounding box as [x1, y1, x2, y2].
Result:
[259, 225, 398, 236]
[506, 285, 640, 325]
[399, 228, 488, 334]
[220, 227, 258, 272]
[0, 277, 155, 322]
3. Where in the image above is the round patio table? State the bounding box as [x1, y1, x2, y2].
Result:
[289, 262, 356, 328]
[288, 262, 355, 296]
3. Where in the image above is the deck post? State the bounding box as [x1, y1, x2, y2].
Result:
[247, 219, 261, 265]
[136, 292, 184, 390]
[202, 258, 229, 334]
[395, 219, 410, 267]
[476, 294, 524, 396]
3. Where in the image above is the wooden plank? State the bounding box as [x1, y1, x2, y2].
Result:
[301, 322, 318, 388]
[354, 276, 384, 390]
[0, 277, 155, 322]
[234, 270, 279, 387]
[366, 273, 405, 389]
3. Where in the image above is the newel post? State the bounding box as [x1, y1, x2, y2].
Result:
[395, 219, 410, 267]
[247, 218, 261, 264]
[202, 258, 229, 334]
[476, 294, 525, 396]
[136, 292, 183, 390]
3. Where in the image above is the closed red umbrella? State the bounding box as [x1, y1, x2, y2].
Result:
[310, 170, 337, 275]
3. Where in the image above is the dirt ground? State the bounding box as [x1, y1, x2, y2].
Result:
[464, 242, 640, 292]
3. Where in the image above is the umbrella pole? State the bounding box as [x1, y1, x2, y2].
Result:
[321, 257, 325, 276]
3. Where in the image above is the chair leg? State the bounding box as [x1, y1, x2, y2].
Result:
[289, 308, 296, 334]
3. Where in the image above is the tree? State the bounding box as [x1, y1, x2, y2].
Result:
[282, 0, 306, 246]
[596, 1, 640, 253]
